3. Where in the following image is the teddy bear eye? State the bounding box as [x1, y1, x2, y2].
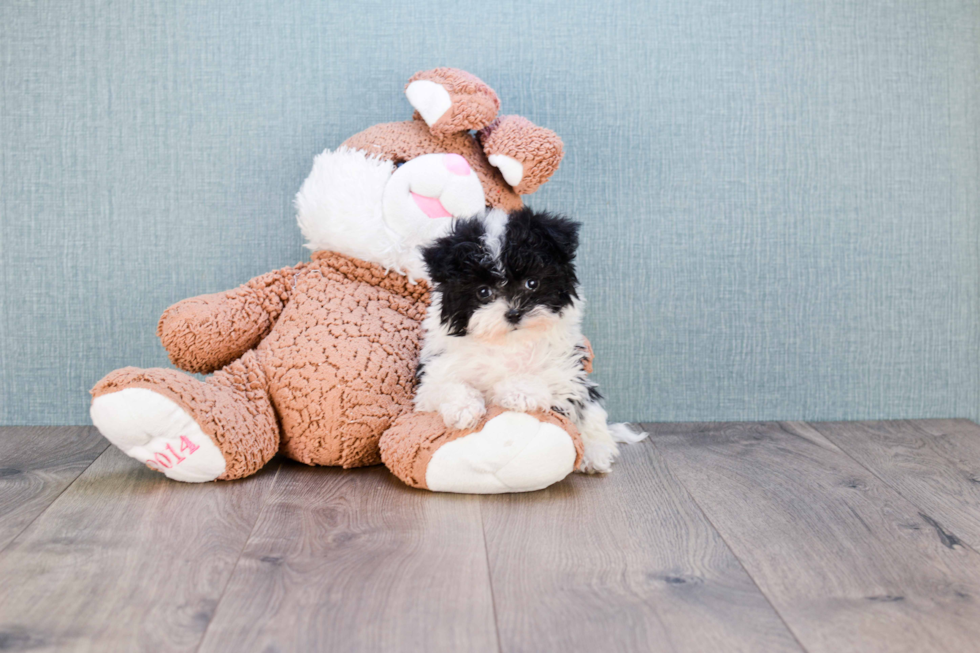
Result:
[477, 286, 494, 301]
[524, 279, 539, 290]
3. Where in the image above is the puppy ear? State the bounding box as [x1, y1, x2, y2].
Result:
[420, 240, 454, 284]
[406, 68, 500, 139]
[421, 218, 487, 283]
[539, 213, 580, 262]
[480, 116, 564, 195]
[507, 208, 580, 264]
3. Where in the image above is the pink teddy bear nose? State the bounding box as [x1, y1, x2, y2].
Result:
[444, 153, 471, 176]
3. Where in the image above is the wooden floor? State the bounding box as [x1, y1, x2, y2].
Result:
[2, 421, 980, 652]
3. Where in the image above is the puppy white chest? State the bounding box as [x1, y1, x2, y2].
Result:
[447, 332, 570, 394]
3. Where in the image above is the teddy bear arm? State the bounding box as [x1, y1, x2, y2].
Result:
[157, 265, 301, 374]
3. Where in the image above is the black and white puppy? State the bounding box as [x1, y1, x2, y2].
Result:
[415, 207, 645, 473]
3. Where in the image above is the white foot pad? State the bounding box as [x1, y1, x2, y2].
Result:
[425, 412, 577, 494]
[90, 388, 226, 483]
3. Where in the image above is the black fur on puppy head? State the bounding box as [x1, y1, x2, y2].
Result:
[421, 207, 581, 337]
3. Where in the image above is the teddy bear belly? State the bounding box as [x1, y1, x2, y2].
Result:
[257, 276, 424, 468]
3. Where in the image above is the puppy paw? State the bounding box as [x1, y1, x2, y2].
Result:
[428, 383, 486, 430]
[492, 378, 553, 413]
[439, 399, 486, 430]
[579, 438, 620, 474]
[417, 381, 486, 430]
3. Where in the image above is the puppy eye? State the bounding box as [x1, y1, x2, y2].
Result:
[524, 279, 539, 290]
[477, 286, 494, 301]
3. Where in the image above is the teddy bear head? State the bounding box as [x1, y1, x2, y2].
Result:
[295, 68, 564, 280]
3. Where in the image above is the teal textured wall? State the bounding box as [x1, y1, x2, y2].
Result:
[1, 0, 978, 425]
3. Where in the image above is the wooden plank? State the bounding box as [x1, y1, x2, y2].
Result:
[481, 439, 803, 653]
[197, 461, 498, 653]
[650, 421, 980, 653]
[0, 447, 279, 652]
[0, 426, 108, 552]
[811, 419, 980, 551]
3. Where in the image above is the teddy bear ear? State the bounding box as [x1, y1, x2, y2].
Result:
[405, 68, 500, 138]
[479, 115, 564, 195]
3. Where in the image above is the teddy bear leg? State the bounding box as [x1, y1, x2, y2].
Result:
[380, 407, 584, 494]
[90, 350, 279, 482]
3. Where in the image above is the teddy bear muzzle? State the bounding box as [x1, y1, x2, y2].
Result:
[381, 152, 486, 240]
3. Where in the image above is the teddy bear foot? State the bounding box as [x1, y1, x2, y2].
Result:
[90, 354, 280, 481]
[425, 412, 575, 493]
[90, 387, 227, 482]
[380, 407, 584, 494]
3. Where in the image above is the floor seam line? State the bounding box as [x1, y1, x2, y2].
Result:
[627, 436, 682, 653]
[643, 425, 812, 653]
[478, 499, 505, 653]
[0, 431, 109, 559]
[806, 420, 980, 558]
[193, 460, 284, 653]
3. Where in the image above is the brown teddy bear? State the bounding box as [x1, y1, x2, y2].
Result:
[90, 68, 588, 493]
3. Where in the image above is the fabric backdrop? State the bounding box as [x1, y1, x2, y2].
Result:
[2, 0, 978, 425]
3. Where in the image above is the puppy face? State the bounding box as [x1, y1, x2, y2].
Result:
[421, 208, 580, 339]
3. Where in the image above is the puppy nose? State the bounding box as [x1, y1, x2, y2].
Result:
[444, 153, 471, 176]
[505, 308, 523, 324]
